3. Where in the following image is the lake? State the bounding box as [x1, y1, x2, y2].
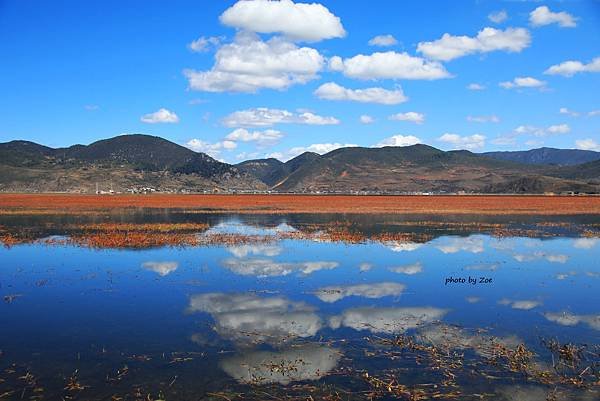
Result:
[1, 212, 599, 400]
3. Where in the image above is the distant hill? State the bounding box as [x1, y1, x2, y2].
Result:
[236, 152, 320, 187]
[1, 136, 598, 194]
[0, 135, 265, 193]
[482, 147, 600, 166]
[241, 145, 599, 194]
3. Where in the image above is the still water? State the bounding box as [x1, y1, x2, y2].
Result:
[1, 212, 599, 400]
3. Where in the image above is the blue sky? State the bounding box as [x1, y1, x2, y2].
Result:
[1, 0, 599, 162]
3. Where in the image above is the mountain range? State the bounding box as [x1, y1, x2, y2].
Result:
[1, 134, 599, 194]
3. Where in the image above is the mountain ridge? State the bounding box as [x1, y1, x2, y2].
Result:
[1, 135, 598, 194]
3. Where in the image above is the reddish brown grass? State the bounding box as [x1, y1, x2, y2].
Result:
[0, 194, 598, 215]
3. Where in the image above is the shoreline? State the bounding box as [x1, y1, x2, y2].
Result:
[1, 194, 599, 215]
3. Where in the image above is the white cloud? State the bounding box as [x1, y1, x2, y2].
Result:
[368, 34, 398, 47]
[467, 115, 500, 123]
[184, 33, 324, 93]
[222, 107, 339, 127]
[84, 104, 99, 111]
[388, 112, 425, 124]
[328, 51, 451, 80]
[417, 27, 530, 61]
[222, 257, 338, 277]
[141, 261, 178, 276]
[575, 139, 600, 152]
[219, 0, 345, 42]
[271, 142, 358, 161]
[438, 133, 486, 150]
[385, 241, 423, 252]
[529, 6, 577, 28]
[499, 76, 546, 89]
[390, 262, 423, 275]
[573, 238, 598, 249]
[374, 134, 422, 147]
[498, 298, 542, 310]
[314, 82, 408, 105]
[559, 107, 580, 117]
[188, 36, 222, 52]
[225, 128, 283, 147]
[488, 10, 508, 24]
[544, 311, 600, 331]
[330, 306, 448, 334]
[513, 251, 569, 264]
[589, 110, 600, 117]
[544, 57, 600, 77]
[514, 124, 570, 136]
[436, 237, 484, 254]
[187, 292, 323, 344]
[220, 344, 340, 385]
[227, 244, 282, 258]
[185, 139, 237, 158]
[359, 115, 375, 124]
[467, 83, 486, 91]
[140, 108, 179, 124]
[313, 282, 406, 303]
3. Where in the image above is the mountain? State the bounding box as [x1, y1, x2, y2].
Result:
[1, 135, 599, 194]
[236, 152, 320, 187]
[482, 147, 600, 166]
[241, 145, 599, 194]
[0, 134, 265, 193]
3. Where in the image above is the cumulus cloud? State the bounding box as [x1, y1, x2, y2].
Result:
[188, 292, 323, 344]
[374, 135, 422, 147]
[573, 238, 599, 250]
[560, 107, 580, 117]
[188, 36, 222, 52]
[227, 244, 282, 258]
[417, 27, 530, 61]
[184, 33, 324, 93]
[467, 115, 500, 123]
[544, 57, 600, 77]
[314, 82, 407, 105]
[271, 142, 358, 161]
[513, 251, 569, 264]
[140, 108, 179, 124]
[313, 282, 406, 303]
[141, 261, 179, 276]
[329, 306, 448, 334]
[222, 107, 339, 128]
[328, 52, 450, 80]
[225, 128, 283, 147]
[437, 237, 484, 254]
[529, 6, 577, 28]
[221, 257, 338, 277]
[488, 10, 508, 24]
[575, 139, 600, 152]
[359, 115, 375, 124]
[544, 311, 600, 331]
[493, 124, 571, 146]
[416, 322, 522, 358]
[499, 76, 546, 89]
[390, 262, 423, 275]
[498, 298, 542, 310]
[467, 83, 486, 91]
[438, 133, 486, 150]
[185, 139, 237, 158]
[219, 0, 345, 42]
[368, 34, 398, 47]
[220, 344, 340, 385]
[385, 241, 424, 252]
[388, 112, 425, 124]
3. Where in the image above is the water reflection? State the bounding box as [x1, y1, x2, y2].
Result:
[1, 213, 599, 399]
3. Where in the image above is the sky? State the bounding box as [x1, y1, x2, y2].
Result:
[0, 0, 599, 163]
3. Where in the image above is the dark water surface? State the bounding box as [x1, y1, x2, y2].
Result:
[1, 212, 599, 400]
